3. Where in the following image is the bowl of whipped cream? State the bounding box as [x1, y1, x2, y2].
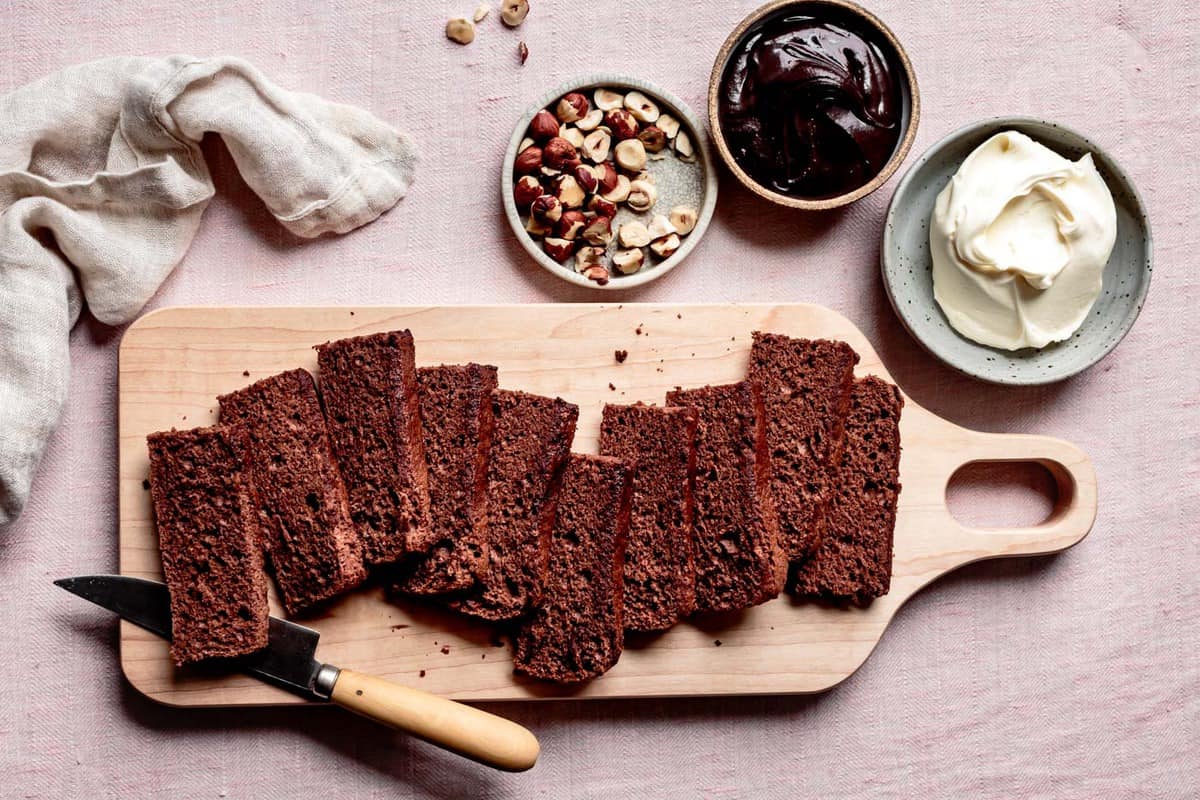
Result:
[881, 117, 1151, 385]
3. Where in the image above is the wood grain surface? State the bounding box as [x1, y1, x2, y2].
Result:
[117, 304, 1096, 705]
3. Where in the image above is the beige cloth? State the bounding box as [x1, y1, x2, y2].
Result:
[0, 55, 417, 525]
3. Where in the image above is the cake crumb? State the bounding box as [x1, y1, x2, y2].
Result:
[714, 639, 723, 647]
[141, 479, 150, 491]
[614, 349, 628, 363]
[635, 324, 644, 336]
[676, 313, 682, 319]
[419, 669, 426, 678]
[242, 370, 249, 377]
[349, 311, 355, 316]
[440, 645, 451, 655]
[390, 624, 409, 631]
[608, 382, 616, 391]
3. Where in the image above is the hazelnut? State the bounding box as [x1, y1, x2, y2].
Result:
[668, 205, 698, 235]
[528, 109, 560, 142]
[656, 114, 681, 139]
[594, 162, 619, 194]
[646, 214, 677, 240]
[559, 125, 585, 149]
[543, 237, 575, 264]
[626, 178, 657, 212]
[650, 233, 681, 259]
[513, 146, 543, 175]
[612, 248, 645, 275]
[618, 221, 651, 248]
[445, 17, 475, 44]
[500, 0, 529, 27]
[514, 175, 543, 207]
[518, 136, 535, 153]
[531, 194, 562, 224]
[553, 174, 586, 208]
[581, 129, 612, 164]
[614, 139, 647, 173]
[575, 245, 605, 270]
[555, 92, 590, 123]
[604, 109, 639, 141]
[593, 88, 625, 111]
[582, 216, 613, 246]
[583, 264, 610, 285]
[542, 137, 580, 170]
[674, 131, 695, 162]
[602, 174, 631, 203]
[555, 210, 587, 240]
[576, 109, 604, 131]
[473, 3, 490, 21]
[525, 215, 550, 237]
[573, 164, 599, 194]
[623, 90, 660, 123]
[588, 195, 617, 218]
[637, 125, 667, 153]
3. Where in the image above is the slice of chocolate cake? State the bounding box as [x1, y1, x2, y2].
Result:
[665, 381, 786, 613]
[218, 368, 366, 615]
[315, 330, 431, 566]
[451, 389, 578, 621]
[788, 376, 903, 605]
[747, 332, 859, 561]
[396, 364, 499, 595]
[598, 403, 698, 632]
[513, 453, 633, 683]
[147, 425, 270, 666]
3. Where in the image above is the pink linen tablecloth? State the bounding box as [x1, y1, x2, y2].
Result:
[1, 1, 1196, 797]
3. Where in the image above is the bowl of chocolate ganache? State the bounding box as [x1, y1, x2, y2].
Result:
[709, 0, 919, 210]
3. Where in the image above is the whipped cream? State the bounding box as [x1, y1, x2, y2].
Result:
[930, 130, 1117, 350]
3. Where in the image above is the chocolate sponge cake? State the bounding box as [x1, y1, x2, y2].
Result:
[788, 376, 903, 605]
[748, 332, 859, 560]
[397, 364, 499, 595]
[665, 382, 786, 613]
[316, 330, 431, 566]
[598, 404, 698, 631]
[218, 368, 366, 615]
[452, 389, 578, 621]
[147, 426, 269, 666]
[513, 454, 633, 682]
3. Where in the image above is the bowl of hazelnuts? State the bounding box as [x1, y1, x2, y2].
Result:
[503, 75, 718, 288]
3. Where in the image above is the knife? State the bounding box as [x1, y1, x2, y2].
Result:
[56, 575, 539, 772]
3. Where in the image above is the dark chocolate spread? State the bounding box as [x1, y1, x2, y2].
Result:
[718, 11, 903, 199]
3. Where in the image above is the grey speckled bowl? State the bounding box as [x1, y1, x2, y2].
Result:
[881, 117, 1152, 385]
[503, 74, 718, 290]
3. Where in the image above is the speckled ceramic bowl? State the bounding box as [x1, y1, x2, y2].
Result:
[881, 117, 1152, 385]
[503, 74, 718, 290]
[708, 0, 920, 211]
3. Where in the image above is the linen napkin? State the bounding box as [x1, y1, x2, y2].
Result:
[0, 56, 417, 526]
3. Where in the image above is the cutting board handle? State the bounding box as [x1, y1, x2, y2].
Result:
[330, 668, 539, 772]
[949, 430, 1097, 557]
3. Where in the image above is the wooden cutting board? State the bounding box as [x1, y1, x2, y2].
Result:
[118, 304, 1096, 705]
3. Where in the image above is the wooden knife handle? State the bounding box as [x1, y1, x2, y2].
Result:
[329, 668, 539, 772]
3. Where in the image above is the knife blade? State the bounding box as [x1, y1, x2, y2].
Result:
[55, 575, 326, 699]
[56, 574, 540, 771]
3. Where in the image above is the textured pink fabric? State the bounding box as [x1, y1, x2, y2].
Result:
[2, 1, 1197, 797]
